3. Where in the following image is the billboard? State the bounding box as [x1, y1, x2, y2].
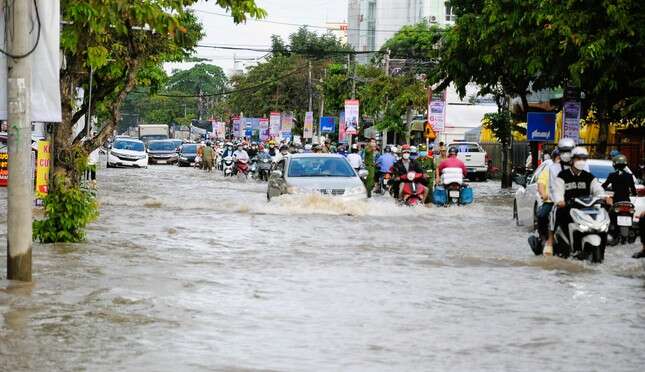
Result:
[319, 116, 335, 133]
[259, 118, 270, 141]
[344, 99, 359, 135]
[338, 111, 346, 143]
[303, 111, 314, 139]
[270, 112, 281, 138]
[428, 90, 446, 133]
[527, 112, 556, 142]
[35, 140, 51, 197]
[562, 101, 581, 143]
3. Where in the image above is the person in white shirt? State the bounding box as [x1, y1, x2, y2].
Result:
[346, 144, 363, 170]
[232, 144, 249, 163]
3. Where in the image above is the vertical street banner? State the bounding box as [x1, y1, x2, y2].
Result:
[244, 118, 254, 138]
[304, 111, 314, 139]
[232, 117, 241, 138]
[281, 113, 293, 141]
[259, 118, 270, 141]
[338, 111, 346, 143]
[217, 122, 226, 139]
[0, 145, 7, 187]
[562, 101, 581, 143]
[428, 90, 446, 133]
[0, 0, 62, 122]
[270, 112, 281, 138]
[344, 100, 359, 135]
[319, 116, 335, 134]
[35, 140, 51, 197]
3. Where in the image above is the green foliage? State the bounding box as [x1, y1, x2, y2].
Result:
[483, 111, 512, 147]
[33, 175, 99, 243]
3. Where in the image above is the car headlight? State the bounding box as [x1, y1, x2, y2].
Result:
[138, 154, 147, 159]
[346, 186, 365, 195]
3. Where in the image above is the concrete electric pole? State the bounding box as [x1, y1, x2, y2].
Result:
[7, 0, 34, 281]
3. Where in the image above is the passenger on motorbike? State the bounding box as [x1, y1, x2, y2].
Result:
[544, 138, 576, 255]
[346, 145, 363, 171]
[552, 147, 607, 249]
[528, 149, 559, 255]
[602, 154, 637, 203]
[390, 145, 425, 200]
[375, 146, 396, 192]
[437, 147, 467, 185]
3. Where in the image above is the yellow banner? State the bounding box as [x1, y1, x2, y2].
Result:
[35, 140, 51, 197]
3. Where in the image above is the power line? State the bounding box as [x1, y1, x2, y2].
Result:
[193, 8, 442, 34]
[196, 44, 383, 55]
[0, 0, 41, 59]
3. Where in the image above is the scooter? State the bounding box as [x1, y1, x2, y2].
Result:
[222, 156, 234, 177]
[441, 167, 464, 206]
[554, 196, 610, 263]
[235, 159, 250, 180]
[398, 171, 427, 206]
[608, 201, 636, 245]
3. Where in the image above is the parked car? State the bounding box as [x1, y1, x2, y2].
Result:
[267, 153, 367, 200]
[514, 159, 644, 228]
[147, 139, 179, 165]
[448, 141, 488, 181]
[177, 144, 198, 167]
[107, 137, 148, 168]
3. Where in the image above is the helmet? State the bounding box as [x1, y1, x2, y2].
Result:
[418, 144, 427, 151]
[401, 144, 411, 153]
[610, 150, 620, 158]
[280, 144, 289, 152]
[384, 145, 392, 153]
[304, 144, 312, 150]
[550, 148, 560, 159]
[557, 138, 575, 152]
[410, 146, 418, 154]
[206, 141, 212, 146]
[571, 146, 589, 159]
[612, 154, 628, 166]
[448, 147, 458, 155]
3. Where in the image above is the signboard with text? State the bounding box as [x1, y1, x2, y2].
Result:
[562, 101, 581, 143]
[527, 112, 556, 142]
[338, 111, 347, 143]
[344, 99, 359, 135]
[232, 117, 241, 138]
[428, 90, 446, 133]
[270, 112, 281, 138]
[259, 118, 270, 141]
[303, 111, 314, 139]
[319, 116, 335, 133]
[280, 113, 293, 141]
[35, 140, 51, 197]
[0, 147, 7, 187]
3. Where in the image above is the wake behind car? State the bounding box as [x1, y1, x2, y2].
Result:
[107, 138, 148, 168]
[147, 139, 179, 165]
[267, 153, 367, 200]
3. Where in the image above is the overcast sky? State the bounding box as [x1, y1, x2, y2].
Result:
[166, 0, 348, 74]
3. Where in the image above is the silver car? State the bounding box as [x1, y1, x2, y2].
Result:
[267, 153, 367, 200]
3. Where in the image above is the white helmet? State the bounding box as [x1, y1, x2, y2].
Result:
[558, 138, 575, 152]
[410, 146, 418, 154]
[571, 146, 589, 159]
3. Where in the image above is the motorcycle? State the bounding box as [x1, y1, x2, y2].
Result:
[441, 167, 465, 205]
[235, 159, 250, 180]
[554, 196, 610, 263]
[608, 201, 636, 245]
[398, 171, 427, 206]
[255, 157, 272, 181]
[222, 156, 234, 177]
[378, 172, 392, 195]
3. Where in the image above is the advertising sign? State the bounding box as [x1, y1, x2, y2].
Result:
[0, 147, 7, 187]
[232, 117, 241, 138]
[344, 99, 359, 135]
[338, 111, 346, 143]
[35, 140, 51, 196]
[562, 101, 581, 143]
[527, 112, 556, 142]
[259, 118, 270, 141]
[270, 112, 281, 138]
[280, 113, 293, 141]
[428, 90, 446, 133]
[244, 117, 254, 138]
[319, 116, 335, 133]
[303, 111, 314, 139]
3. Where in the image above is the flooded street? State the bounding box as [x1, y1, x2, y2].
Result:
[1, 163, 645, 371]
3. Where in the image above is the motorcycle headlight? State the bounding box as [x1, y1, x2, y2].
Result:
[577, 223, 590, 233]
[407, 171, 416, 181]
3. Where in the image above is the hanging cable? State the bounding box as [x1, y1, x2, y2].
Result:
[0, 0, 41, 59]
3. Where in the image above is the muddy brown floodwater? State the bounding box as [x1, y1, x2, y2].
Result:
[1, 162, 644, 371]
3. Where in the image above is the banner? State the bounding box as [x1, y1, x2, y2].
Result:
[562, 101, 581, 143]
[0, 146, 7, 187]
[259, 118, 270, 141]
[232, 117, 241, 138]
[527, 112, 556, 142]
[428, 90, 446, 133]
[270, 112, 281, 138]
[304, 111, 314, 139]
[338, 111, 346, 143]
[344, 100, 359, 135]
[0, 0, 62, 122]
[35, 140, 51, 196]
[319, 116, 335, 133]
[244, 118, 254, 138]
[281, 113, 293, 141]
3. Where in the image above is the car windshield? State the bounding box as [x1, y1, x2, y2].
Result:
[113, 140, 144, 152]
[288, 157, 355, 177]
[148, 141, 177, 151]
[181, 144, 197, 154]
[451, 144, 481, 153]
[589, 163, 613, 181]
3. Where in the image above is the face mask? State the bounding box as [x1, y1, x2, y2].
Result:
[573, 160, 586, 170]
[560, 152, 572, 163]
[402, 153, 410, 160]
[419, 151, 427, 157]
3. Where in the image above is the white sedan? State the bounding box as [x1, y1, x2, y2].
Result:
[513, 159, 644, 228]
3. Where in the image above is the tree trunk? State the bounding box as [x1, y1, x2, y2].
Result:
[597, 116, 609, 158]
[501, 143, 509, 188]
[405, 106, 412, 144]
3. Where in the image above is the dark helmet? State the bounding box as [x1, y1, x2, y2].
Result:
[612, 154, 628, 169]
[206, 141, 212, 146]
[384, 145, 392, 153]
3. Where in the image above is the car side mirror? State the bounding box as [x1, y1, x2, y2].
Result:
[358, 169, 369, 178]
[512, 173, 527, 188]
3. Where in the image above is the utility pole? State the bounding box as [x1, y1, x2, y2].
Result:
[308, 60, 313, 112]
[7, 0, 33, 281]
[349, 56, 356, 149]
[382, 50, 390, 149]
[318, 70, 326, 142]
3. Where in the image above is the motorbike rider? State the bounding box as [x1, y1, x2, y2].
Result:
[415, 144, 436, 196]
[375, 146, 396, 192]
[437, 147, 467, 185]
[247, 142, 258, 159]
[268, 141, 278, 157]
[528, 149, 559, 255]
[390, 145, 425, 200]
[552, 147, 607, 252]
[544, 138, 576, 255]
[602, 154, 637, 242]
[346, 144, 363, 171]
[233, 143, 250, 174]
